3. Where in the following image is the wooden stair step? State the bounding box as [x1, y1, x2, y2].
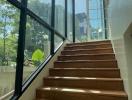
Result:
[58, 53, 115, 61]
[66, 42, 111, 47]
[49, 68, 120, 78]
[36, 41, 128, 100]
[61, 48, 113, 55]
[43, 77, 124, 91]
[54, 60, 117, 68]
[67, 40, 111, 46]
[64, 43, 112, 50]
[36, 87, 127, 100]
[66, 42, 111, 48]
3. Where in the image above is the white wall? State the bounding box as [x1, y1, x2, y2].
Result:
[107, 0, 132, 100]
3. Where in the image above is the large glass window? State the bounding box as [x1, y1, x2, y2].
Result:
[55, 0, 65, 36]
[23, 16, 51, 83]
[75, 0, 105, 42]
[0, 0, 20, 97]
[54, 34, 63, 51]
[67, 0, 73, 41]
[17, 0, 21, 2]
[0, 0, 66, 99]
[28, 0, 52, 25]
[88, 0, 105, 40]
[75, 0, 88, 42]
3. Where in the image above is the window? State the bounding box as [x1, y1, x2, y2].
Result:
[54, 34, 63, 51]
[88, 0, 105, 40]
[75, 0, 105, 42]
[28, 0, 52, 25]
[23, 16, 51, 83]
[0, 0, 20, 97]
[0, 0, 66, 99]
[55, 0, 65, 36]
[67, 0, 73, 41]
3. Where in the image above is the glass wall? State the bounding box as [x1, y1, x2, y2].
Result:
[23, 16, 51, 83]
[0, 0, 20, 97]
[0, 0, 109, 98]
[75, 0, 88, 42]
[54, 34, 63, 51]
[75, 0, 106, 42]
[88, 0, 105, 40]
[55, 0, 65, 36]
[28, 0, 52, 25]
[0, 0, 66, 98]
[67, 0, 73, 41]
[0, 0, 109, 99]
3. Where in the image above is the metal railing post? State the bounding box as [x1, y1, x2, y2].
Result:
[103, 0, 108, 39]
[65, 0, 67, 38]
[13, 0, 27, 97]
[72, 0, 75, 42]
[51, 0, 55, 55]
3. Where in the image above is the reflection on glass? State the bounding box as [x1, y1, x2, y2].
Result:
[17, 0, 21, 2]
[67, 0, 73, 41]
[89, 10, 98, 19]
[88, 0, 105, 41]
[0, 0, 20, 97]
[89, 0, 103, 9]
[75, 0, 88, 42]
[54, 34, 63, 51]
[23, 16, 51, 83]
[28, 0, 52, 25]
[55, 0, 65, 36]
[75, 0, 106, 42]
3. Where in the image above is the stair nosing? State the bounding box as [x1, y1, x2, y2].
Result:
[56, 60, 117, 63]
[44, 77, 122, 81]
[50, 68, 119, 70]
[62, 47, 113, 52]
[59, 53, 115, 57]
[67, 40, 110, 45]
[65, 43, 112, 47]
[38, 87, 127, 97]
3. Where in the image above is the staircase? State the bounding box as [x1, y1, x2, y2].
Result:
[36, 40, 128, 100]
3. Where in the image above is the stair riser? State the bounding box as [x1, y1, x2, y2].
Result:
[61, 49, 113, 55]
[36, 90, 127, 100]
[54, 61, 117, 68]
[67, 41, 111, 46]
[43, 79, 124, 91]
[58, 55, 115, 61]
[64, 44, 112, 50]
[49, 69, 120, 78]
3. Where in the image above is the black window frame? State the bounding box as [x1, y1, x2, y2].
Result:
[5, 0, 74, 99]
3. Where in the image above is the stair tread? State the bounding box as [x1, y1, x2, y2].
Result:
[50, 68, 120, 78]
[56, 60, 117, 62]
[45, 76, 122, 81]
[67, 40, 110, 45]
[63, 47, 113, 51]
[50, 68, 119, 70]
[55, 60, 117, 68]
[38, 87, 127, 97]
[66, 43, 111, 47]
[59, 53, 115, 56]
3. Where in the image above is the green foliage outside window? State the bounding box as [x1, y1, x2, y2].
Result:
[32, 49, 44, 66]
